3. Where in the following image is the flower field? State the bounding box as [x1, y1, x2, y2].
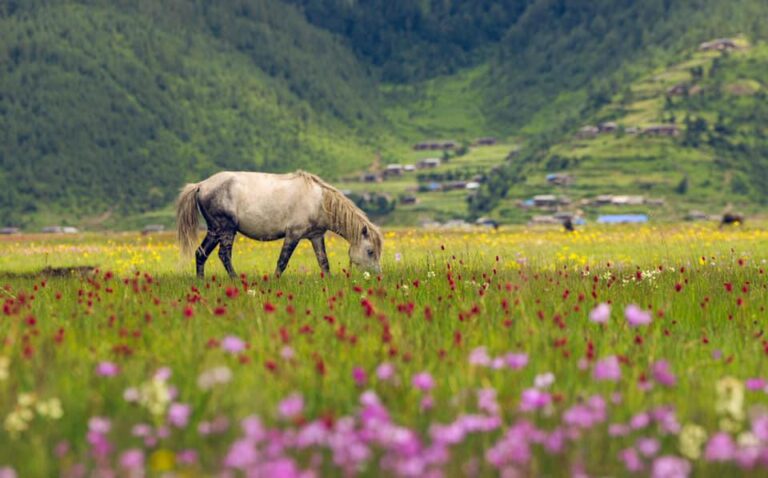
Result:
[2, 225, 768, 477]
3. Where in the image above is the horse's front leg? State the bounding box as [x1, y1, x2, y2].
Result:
[275, 236, 300, 278]
[310, 235, 330, 276]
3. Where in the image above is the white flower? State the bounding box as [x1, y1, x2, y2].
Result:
[534, 372, 555, 389]
[363, 271, 371, 280]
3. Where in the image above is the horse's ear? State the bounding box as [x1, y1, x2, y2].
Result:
[361, 225, 369, 238]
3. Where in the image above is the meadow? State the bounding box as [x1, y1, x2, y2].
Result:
[1, 224, 768, 477]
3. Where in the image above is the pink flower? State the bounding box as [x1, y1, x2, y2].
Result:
[504, 353, 528, 370]
[221, 335, 246, 353]
[119, 449, 144, 470]
[745, 378, 766, 391]
[519, 388, 551, 412]
[278, 392, 304, 419]
[752, 414, 768, 441]
[95, 361, 119, 377]
[420, 395, 434, 411]
[352, 367, 367, 387]
[589, 303, 611, 324]
[637, 437, 660, 457]
[477, 388, 500, 416]
[652, 360, 677, 387]
[619, 448, 644, 472]
[651, 455, 691, 478]
[593, 356, 621, 382]
[177, 449, 199, 465]
[412, 372, 434, 392]
[376, 362, 395, 381]
[469, 347, 491, 366]
[704, 432, 736, 462]
[625, 304, 652, 327]
[168, 403, 192, 428]
[0, 467, 16, 478]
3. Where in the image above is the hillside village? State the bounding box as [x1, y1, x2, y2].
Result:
[332, 36, 761, 228]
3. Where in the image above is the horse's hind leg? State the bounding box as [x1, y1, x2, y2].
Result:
[196, 232, 219, 279]
[217, 229, 238, 279]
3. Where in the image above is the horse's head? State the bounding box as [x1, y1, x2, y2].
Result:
[349, 225, 382, 273]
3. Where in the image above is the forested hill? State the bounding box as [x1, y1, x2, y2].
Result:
[0, 0, 385, 225]
[2, 0, 768, 227]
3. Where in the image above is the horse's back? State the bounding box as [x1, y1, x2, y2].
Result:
[197, 171, 324, 239]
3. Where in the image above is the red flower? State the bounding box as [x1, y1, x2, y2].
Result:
[264, 302, 276, 313]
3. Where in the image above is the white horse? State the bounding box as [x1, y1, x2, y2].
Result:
[176, 171, 383, 278]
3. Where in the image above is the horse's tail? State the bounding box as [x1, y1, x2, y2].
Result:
[176, 183, 200, 256]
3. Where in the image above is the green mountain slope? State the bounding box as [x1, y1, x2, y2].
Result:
[0, 0, 386, 226]
[3, 0, 768, 227]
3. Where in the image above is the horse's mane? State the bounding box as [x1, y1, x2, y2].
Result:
[293, 170, 383, 254]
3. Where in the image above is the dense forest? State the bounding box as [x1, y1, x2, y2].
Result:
[2, 0, 768, 225]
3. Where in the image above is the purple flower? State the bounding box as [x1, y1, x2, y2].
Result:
[519, 388, 551, 412]
[704, 432, 736, 462]
[593, 356, 621, 382]
[477, 388, 500, 416]
[619, 448, 644, 472]
[278, 392, 304, 419]
[625, 304, 652, 327]
[88, 417, 111, 434]
[352, 367, 367, 387]
[420, 395, 434, 411]
[0, 467, 16, 478]
[651, 455, 691, 478]
[504, 353, 528, 370]
[412, 372, 435, 392]
[119, 449, 144, 470]
[154, 367, 172, 381]
[589, 303, 611, 324]
[752, 414, 768, 441]
[469, 347, 491, 366]
[95, 361, 119, 377]
[241, 415, 265, 441]
[177, 449, 198, 465]
[652, 360, 677, 387]
[376, 362, 395, 381]
[168, 403, 192, 428]
[745, 378, 766, 391]
[637, 437, 661, 457]
[221, 335, 246, 353]
[630, 413, 650, 430]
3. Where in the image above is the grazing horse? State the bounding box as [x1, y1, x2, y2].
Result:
[176, 171, 383, 278]
[720, 212, 744, 228]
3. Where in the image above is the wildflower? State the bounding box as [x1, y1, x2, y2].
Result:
[280, 346, 295, 360]
[715, 377, 745, 423]
[363, 271, 371, 280]
[704, 432, 736, 462]
[534, 372, 554, 389]
[119, 449, 145, 470]
[651, 456, 691, 478]
[0, 467, 16, 478]
[221, 336, 246, 354]
[477, 388, 500, 416]
[95, 361, 120, 377]
[637, 437, 660, 457]
[395, 252, 402, 261]
[197, 366, 233, 390]
[376, 362, 395, 381]
[625, 304, 652, 326]
[619, 448, 643, 472]
[652, 360, 677, 387]
[519, 388, 551, 412]
[168, 403, 191, 428]
[352, 367, 367, 387]
[123, 387, 140, 402]
[412, 372, 435, 392]
[593, 356, 621, 382]
[420, 395, 434, 411]
[35, 398, 63, 420]
[139, 378, 172, 417]
[505, 353, 528, 370]
[745, 378, 765, 391]
[278, 393, 304, 419]
[589, 303, 610, 324]
[469, 347, 491, 367]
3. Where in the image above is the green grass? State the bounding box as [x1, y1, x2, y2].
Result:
[2, 226, 768, 475]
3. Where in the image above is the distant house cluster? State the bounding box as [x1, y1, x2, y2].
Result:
[576, 122, 679, 139]
[412, 140, 457, 151]
[363, 158, 444, 182]
[698, 38, 738, 52]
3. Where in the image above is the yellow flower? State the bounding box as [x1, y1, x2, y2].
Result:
[149, 449, 176, 472]
[679, 423, 707, 460]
